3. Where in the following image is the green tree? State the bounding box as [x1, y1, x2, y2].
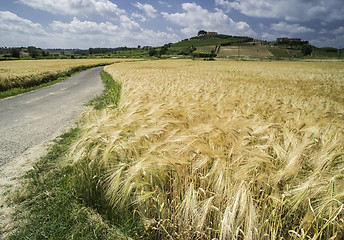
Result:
[160, 44, 169, 55]
[301, 45, 312, 56]
[28, 46, 39, 58]
[198, 30, 207, 37]
[148, 48, 158, 56]
[10, 48, 20, 58]
[42, 51, 49, 57]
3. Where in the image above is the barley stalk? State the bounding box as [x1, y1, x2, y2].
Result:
[72, 60, 344, 239]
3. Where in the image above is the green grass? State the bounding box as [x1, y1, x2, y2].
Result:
[88, 71, 122, 110]
[167, 36, 250, 55]
[308, 48, 344, 59]
[88, 48, 151, 58]
[266, 46, 344, 59]
[6, 71, 142, 240]
[193, 46, 215, 54]
[173, 36, 248, 48]
[267, 46, 292, 58]
[192, 46, 216, 58]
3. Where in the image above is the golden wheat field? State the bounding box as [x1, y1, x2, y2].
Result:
[73, 60, 344, 239]
[0, 58, 134, 91]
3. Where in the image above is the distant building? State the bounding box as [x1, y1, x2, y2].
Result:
[206, 32, 218, 37]
[276, 38, 287, 43]
[276, 38, 301, 43]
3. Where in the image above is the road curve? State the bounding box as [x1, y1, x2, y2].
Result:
[0, 67, 105, 168]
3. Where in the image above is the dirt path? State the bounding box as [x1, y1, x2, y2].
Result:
[0, 142, 50, 237]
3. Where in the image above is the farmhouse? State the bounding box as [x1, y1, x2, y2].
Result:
[198, 30, 218, 37]
[276, 37, 301, 43]
[206, 32, 218, 37]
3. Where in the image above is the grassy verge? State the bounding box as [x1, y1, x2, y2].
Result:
[6, 71, 142, 240]
[0, 63, 111, 99]
[88, 71, 122, 110]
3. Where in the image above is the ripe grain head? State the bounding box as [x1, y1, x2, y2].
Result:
[73, 59, 344, 239]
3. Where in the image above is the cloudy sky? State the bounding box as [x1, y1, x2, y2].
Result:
[1, 0, 343, 49]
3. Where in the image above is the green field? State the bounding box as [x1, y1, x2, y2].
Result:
[217, 45, 272, 57]
[267, 46, 292, 58]
[194, 45, 216, 53]
[166, 35, 250, 55]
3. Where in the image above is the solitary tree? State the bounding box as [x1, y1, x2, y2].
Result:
[198, 30, 207, 37]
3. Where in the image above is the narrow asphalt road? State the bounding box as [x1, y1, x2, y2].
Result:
[0, 67, 104, 168]
[0, 67, 105, 238]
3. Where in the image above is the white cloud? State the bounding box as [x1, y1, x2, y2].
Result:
[131, 13, 147, 22]
[51, 17, 119, 34]
[0, 11, 48, 47]
[215, 0, 231, 12]
[320, 29, 328, 34]
[51, 16, 139, 39]
[48, 17, 178, 48]
[310, 35, 344, 48]
[49, 17, 136, 47]
[19, 0, 125, 19]
[158, 1, 172, 8]
[119, 15, 141, 30]
[0, 10, 179, 48]
[270, 22, 315, 34]
[133, 2, 158, 19]
[216, 0, 344, 22]
[0, 11, 46, 35]
[332, 26, 344, 35]
[260, 32, 280, 41]
[162, 3, 256, 37]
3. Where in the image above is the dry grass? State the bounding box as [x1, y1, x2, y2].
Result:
[73, 60, 344, 239]
[0, 59, 136, 91]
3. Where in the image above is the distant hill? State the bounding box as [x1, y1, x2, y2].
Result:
[155, 34, 343, 59]
[1, 34, 343, 60]
[165, 35, 252, 55]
